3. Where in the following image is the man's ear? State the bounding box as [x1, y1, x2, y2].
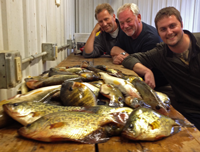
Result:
[181, 21, 183, 28]
[113, 14, 116, 19]
[137, 14, 141, 22]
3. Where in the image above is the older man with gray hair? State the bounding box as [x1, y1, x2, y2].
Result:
[111, 3, 168, 89]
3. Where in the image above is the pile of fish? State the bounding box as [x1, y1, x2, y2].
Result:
[0, 61, 193, 143]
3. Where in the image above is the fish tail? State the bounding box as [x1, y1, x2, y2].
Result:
[174, 118, 195, 127]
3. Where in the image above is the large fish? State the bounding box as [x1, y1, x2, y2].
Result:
[60, 81, 97, 106]
[18, 111, 125, 143]
[3, 101, 84, 125]
[122, 107, 182, 141]
[132, 79, 168, 116]
[25, 75, 80, 89]
[99, 72, 141, 98]
[100, 84, 124, 107]
[0, 85, 61, 128]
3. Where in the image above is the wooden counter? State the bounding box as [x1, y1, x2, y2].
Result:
[0, 54, 200, 152]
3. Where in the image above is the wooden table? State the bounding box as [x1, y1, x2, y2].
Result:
[1, 54, 200, 152]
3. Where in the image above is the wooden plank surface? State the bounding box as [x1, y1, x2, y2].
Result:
[0, 54, 200, 152]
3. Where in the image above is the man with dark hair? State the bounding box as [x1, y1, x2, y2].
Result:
[122, 6, 200, 130]
[83, 3, 121, 57]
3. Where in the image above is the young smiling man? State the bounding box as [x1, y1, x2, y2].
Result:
[122, 7, 200, 130]
[111, 3, 168, 89]
[83, 3, 120, 58]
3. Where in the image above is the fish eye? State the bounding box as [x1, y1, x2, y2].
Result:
[156, 105, 161, 110]
[69, 87, 73, 91]
[13, 103, 18, 106]
[26, 124, 31, 127]
[129, 124, 134, 129]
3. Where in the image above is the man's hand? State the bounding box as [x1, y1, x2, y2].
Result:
[133, 63, 156, 89]
[144, 70, 156, 89]
[113, 53, 128, 65]
[93, 23, 103, 33]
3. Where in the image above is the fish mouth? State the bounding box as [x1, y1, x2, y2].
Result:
[2, 104, 24, 117]
[18, 127, 38, 139]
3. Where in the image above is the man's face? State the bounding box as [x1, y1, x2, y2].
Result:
[97, 9, 116, 33]
[157, 15, 183, 48]
[118, 9, 141, 37]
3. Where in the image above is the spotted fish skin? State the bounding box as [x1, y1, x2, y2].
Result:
[3, 101, 84, 125]
[18, 111, 125, 143]
[122, 107, 180, 141]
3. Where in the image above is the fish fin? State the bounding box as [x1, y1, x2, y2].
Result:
[170, 126, 181, 135]
[110, 112, 129, 125]
[32, 111, 45, 117]
[49, 122, 65, 129]
[81, 127, 109, 144]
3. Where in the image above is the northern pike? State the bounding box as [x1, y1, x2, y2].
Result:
[18, 111, 126, 143]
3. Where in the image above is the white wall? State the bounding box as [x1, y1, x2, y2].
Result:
[0, 0, 75, 101]
[75, 0, 200, 33]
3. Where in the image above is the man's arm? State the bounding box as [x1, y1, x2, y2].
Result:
[110, 46, 129, 65]
[133, 63, 155, 89]
[84, 23, 102, 54]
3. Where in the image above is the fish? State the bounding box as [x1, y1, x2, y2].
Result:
[99, 72, 141, 98]
[156, 91, 171, 110]
[0, 85, 61, 107]
[100, 84, 124, 107]
[48, 67, 75, 77]
[79, 72, 101, 81]
[132, 79, 168, 116]
[0, 85, 61, 128]
[3, 101, 85, 125]
[18, 111, 125, 143]
[60, 81, 97, 106]
[82, 82, 100, 97]
[125, 96, 148, 109]
[121, 107, 181, 141]
[89, 80, 104, 88]
[123, 75, 143, 83]
[25, 75, 80, 89]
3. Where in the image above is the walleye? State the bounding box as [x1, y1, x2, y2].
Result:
[99, 72, 141, 98]
[132, 79, 168, 116]
[18, 111, 125, 143]
[100, 84, 124, 107]
[25, 75, 80, 89]
[60, 81, 97, 106]
[3, 101, 84, 125]
[0, 85, 61, 128]
[122, 107, 181, 141]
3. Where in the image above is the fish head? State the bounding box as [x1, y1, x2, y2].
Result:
[3, 101, 33, 117]
[121, 109, 143, 140]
